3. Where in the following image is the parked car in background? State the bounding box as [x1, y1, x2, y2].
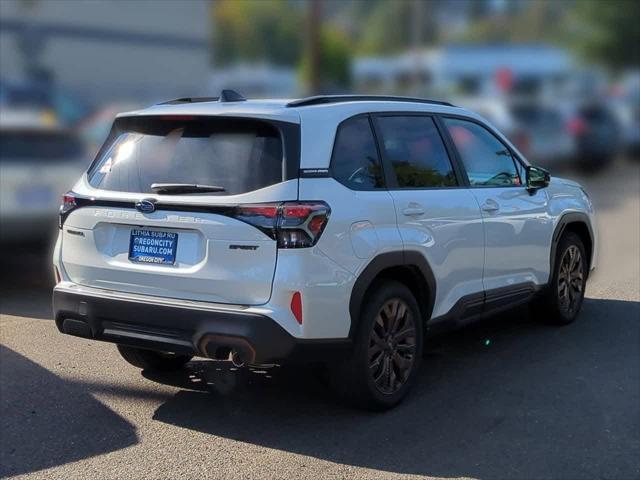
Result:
[561, 101, 621, 170]
[0, 79, 92, 127]
[455, 97, 576, 170]
[0, 109, 87, 245]
[611, 94, 640, 158]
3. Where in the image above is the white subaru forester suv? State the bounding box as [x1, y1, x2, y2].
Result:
[53, 92, 597, 410]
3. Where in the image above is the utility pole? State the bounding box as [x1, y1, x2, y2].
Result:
[410, 0, 424, 95]
[305, 0, 322, 94]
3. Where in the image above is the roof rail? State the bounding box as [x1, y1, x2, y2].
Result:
[159, 97, 219, 105]
[286, 95, 455, 108]
[159, 90, 246, 105]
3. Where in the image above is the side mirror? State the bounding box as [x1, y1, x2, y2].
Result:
[526, 165, 550, 191]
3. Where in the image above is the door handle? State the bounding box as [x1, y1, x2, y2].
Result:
[402, 203, 425, 217]
[480, 200, 500, 213]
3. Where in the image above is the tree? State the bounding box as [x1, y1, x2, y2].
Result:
[212, 0, 304, 66]
[460, 0, 569, 44]
[571, 0, 640, 70]
[300, 25, 352, 92]
[357, 0, 436, 55]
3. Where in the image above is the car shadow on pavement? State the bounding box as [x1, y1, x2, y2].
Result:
[0, 248, 55, 321]
[146, 298, 640, 479]
[0, 345, 138, 477]
[0, 286, 53, 320]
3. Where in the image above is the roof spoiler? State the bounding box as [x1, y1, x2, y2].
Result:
[159, 89, 246, 105]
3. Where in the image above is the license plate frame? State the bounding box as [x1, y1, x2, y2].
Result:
[128, 229, 178, 265]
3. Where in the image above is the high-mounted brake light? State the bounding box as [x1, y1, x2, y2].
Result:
[59, 191, 78, 228]
[232, 201, 330, 248]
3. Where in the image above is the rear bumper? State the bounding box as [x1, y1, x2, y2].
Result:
[52, 286, 349, 364]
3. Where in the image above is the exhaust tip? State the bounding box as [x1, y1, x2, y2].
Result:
[198, 334, 256, 365]
[230, 350, 245, 368]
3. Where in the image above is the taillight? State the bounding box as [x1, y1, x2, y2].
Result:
[278, 202, 330, 248]
[232, 201, 330, 248]
[567, 117, 589, 136]
[233, 204, 280, 240]
[59, 191, 78, 228]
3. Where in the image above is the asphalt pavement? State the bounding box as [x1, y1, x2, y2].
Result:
[1, 159, 639, 480]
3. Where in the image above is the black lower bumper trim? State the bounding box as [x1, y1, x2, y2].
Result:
[53, 289, 349, 364]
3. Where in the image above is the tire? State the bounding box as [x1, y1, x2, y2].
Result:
[330, 280, 423, 410]
[117, 345, 192, 371]
[533, 231, 588, 325]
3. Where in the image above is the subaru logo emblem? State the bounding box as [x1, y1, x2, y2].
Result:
[135, 199, 156, 214]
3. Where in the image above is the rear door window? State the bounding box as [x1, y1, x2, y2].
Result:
[375, 115, 457, 188]
[88, 117, 286, 195]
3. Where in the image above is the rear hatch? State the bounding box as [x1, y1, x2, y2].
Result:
[60, 114, 300, 305]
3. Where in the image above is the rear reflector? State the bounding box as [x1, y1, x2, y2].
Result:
[54, 266, 61, 284]
[290, 292, 303, 324]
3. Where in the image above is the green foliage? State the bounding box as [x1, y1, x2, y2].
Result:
[300, 25, 352, 89]
[460, 0, 571, 44]
[212, 0, 304, 66]
[571, 0, 640, 70]
[357, 0, 436, 54]
[357, 0, 411, 54]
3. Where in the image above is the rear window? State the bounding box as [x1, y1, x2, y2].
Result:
[0, 130, 85, 162]
[88, 116, 287, 195]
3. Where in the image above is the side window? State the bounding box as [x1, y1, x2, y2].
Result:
[442, 117, 522, 187]
[331, 116, 384, 190]
[375, 115, 457, 188]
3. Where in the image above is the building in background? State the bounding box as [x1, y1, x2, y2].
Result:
[208, 63, 297, 98]
[353, 44, 575, 99]
[0, 0, 211, 109]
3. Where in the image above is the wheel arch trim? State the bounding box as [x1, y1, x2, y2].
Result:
[550, 212, 595, 275]
[348, 251, 436, 338]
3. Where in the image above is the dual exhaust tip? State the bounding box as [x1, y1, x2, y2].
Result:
[198, 334, 256, 368]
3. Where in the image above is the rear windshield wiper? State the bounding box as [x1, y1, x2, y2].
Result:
[150, 183, 226, 194]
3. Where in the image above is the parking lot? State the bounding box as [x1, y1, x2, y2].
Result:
[1, 159, 639, 480]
